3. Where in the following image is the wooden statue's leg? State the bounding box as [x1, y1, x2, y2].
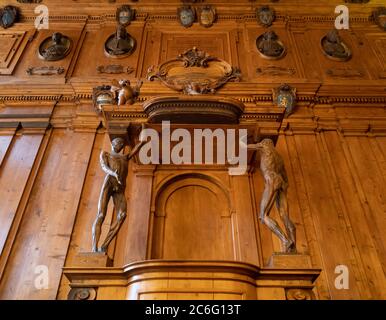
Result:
[92, 184, 110, 252]
[276, 190, 296, 252]
[100, 192, 127, 252]
[260, 184, 291, 246]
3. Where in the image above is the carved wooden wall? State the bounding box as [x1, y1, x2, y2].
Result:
[0, 0, 385, 300]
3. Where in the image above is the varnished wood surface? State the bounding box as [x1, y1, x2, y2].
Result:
[0, 1, 385, 300]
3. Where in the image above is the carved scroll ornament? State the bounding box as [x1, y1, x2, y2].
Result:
[147, 47, 241, 95]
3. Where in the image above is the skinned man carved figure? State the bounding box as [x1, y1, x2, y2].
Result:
[92, 126, 146, 252]
[247, 138, 296, 253]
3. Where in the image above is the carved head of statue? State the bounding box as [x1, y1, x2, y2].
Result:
[264, 31, 278, 41]
[111, 137, 125, 153]
[260, 139, 275, 148]
[118, 79, 130, 87]
[52, 32, 63, 44]
[326, 30, 341, 44]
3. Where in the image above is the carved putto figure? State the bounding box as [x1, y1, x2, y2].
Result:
[110, 79, 143, 106]
[243, 138, 296, 253]
[321, 30, 351, 61]
[38, 32, 72, 61]
[105, 24, 136, 58]
[92, 128, 146, 253]
[256, 31, 286, 59]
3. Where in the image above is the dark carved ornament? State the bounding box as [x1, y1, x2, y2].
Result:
[344, 0, 369, 3]
[256, 6, 275, 27]
[104, 25, 136, 58]
[0, 6, 19, 29]
[96, 65, 134, 75]
[17, 0, 42, 3]
[177, 6, 196, 28]
[256, 31, 286, 60]
[147, 47, 241, 95]
[38, 32, 72, 61]
[92, 79, 142, 111]
[321, 30, 352, 61]
[116, 5, 135, 27]
[272, 84, 297, 117]
[286, 288, 315, 300]
[198, 6, 216, 28]
[26, 66, 65, 75]
[143, 96, 245, 124]
[256, 65, 296, 76]
[68, 287, 97, 300]
[372, 7, 386, 31]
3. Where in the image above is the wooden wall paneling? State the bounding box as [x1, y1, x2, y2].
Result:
[118, 164, 154, 265]
[293, 134, 362, 299]
[231, 175, 260, 265]
[0, 129, 95, 299]
[317, 132, 373, 298]
[13, 25, 84, 83]
[342, 136, 386, 283]
[0, 134, 14, 169]
[0, 134, 44, 257]
[360, 31, 386, 80]
[323, 131, 385, 299]
[56, 132, 116, 299]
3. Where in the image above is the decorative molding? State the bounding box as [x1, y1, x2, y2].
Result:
[68, 287, 97, 300]
[26, 66, 65, 76]
[147, 47, 241, 95]
[256, 65, 296, 76]
[96, 65, 134, 75]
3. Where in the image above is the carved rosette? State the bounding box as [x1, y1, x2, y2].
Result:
[286, 288, 315, 300]
[147, 47, 241, 95]
[68, 287, 97, 300]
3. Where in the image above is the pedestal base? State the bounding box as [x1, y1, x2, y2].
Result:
[267, 253, 312, 269]
[73, 252, 113, 267]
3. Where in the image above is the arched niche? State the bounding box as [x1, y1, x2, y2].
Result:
[150, 173, 236, 260]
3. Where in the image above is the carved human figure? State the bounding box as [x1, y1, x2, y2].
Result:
[92, 129, 146, 252]
[110, 79, 143, 105]
[246, 138, 296, 253]
[40, 32, 70, 60]
[105, 25, 135, 56]
[322, 30, 351, 60]
[257, 31, 285, 58]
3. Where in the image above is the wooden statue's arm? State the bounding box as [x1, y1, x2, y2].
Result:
[100, 151, 117, 177]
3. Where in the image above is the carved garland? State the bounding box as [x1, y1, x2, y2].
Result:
[147, 47, 241, 95]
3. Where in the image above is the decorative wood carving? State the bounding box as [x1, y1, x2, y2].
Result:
[256, 65, 296, 76]
[321, 30, 352, 62]
[143, 95, 245, 124]
[92, 85, 114, 112]
[96, 65, 134, 75]
[256, 31, 286, 60]
[198, 6, 216, 28]
[0, 31, 27, 75]
[147, 47, 241, 95]
[272, 84, 297, 117]
[0, 6, 19, 29]
[372, 7, 386, 31]
[286, 288, 315, 300]
[325, 68, 364, 78]
[177, 6, 196, 28]
[104, 25, 136, 58]
[26, 66, 65, 76]
[38, 32, 72, 61]
[116, 5, 135, 27]
[256, 6, 275, 27]
[68, 287, 97, 300]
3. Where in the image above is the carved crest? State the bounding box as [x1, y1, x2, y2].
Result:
[198, 6, 216, 28]
[321, 30, 351, 62]
[372, 7, 386, 31]
[92, 85, 114, 112]
[272, 84, 297, 117]
[0, 6, 19, 29]
[177, 6, 196, 28]
[116, 5, 135, 27]
[147, 47, 241, 95]
[256, 6, 275, 27]
[256, 31, 286, 60]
